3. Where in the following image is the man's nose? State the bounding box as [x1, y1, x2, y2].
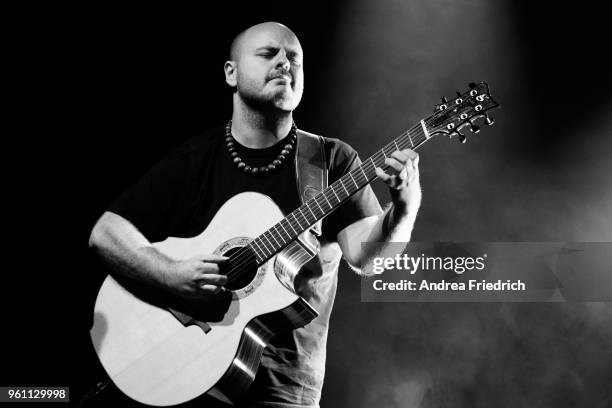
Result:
[275, 50, 291, 71]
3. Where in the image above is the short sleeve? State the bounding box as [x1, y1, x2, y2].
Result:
[321, 138, 383, 241]
[108, 144, 193, 242]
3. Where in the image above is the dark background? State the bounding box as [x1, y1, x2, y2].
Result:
[5, 1, 612, 407]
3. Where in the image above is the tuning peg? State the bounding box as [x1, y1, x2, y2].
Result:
[468, 82, 477, 89]
[470, 123, 480, 134]
[485, 114, 494, 126]
[449, 130, 467, 143]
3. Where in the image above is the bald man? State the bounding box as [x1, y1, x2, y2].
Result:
[89, 22, 421, 407]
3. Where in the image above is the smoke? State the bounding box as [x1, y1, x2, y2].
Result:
[327, 295, 612, 407]
[321, 1, 612, 407]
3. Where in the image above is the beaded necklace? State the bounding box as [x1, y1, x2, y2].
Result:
[225, 120, 296, 175]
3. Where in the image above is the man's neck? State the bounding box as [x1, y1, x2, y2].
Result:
[230, 98, 293, 149]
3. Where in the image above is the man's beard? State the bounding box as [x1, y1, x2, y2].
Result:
[236, 75, 302, 113]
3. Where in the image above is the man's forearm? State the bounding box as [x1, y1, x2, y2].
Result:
[89, 211, 175, 288]
[358, 202, 419, 268]
[338, 198, 420, 272]
[366, 201, 419, 243]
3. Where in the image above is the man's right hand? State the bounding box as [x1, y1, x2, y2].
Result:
[164, 255, 229, 299]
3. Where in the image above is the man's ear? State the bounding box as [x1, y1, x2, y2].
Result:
[224, 61, 237, 87]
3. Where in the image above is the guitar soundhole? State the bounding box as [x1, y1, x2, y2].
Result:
[222, 246, 258, 291]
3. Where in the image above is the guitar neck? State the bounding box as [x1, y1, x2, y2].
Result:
[248, 119, 433, 265]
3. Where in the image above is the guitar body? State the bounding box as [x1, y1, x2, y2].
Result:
[91, 192, 319, 406]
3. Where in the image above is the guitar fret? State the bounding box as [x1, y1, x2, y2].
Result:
[284, 218, 298, 235]
[313, 197, 324, 213]
[251, 239, 266, 258]
[349, 172, 359, 188]
[340, 180, 349, 195]
[277, 223, 290, 240]
[250, 243, 263, 263]
[407, 132, 414, 148]
[290, 213, 305, 231]
[387, 143, 397, 156]
[261, 233, 274, 249]
[267, 231, 281, 247]
[360, 166, 368, 180]
[260, 238, 272, 257]
[331, 187, 340, 202]
[296, 208, 310, 227]
[300, 207, 311, 224]
[306, 203, 317, 219]
[322, 192, 333, 208]
[370, 157, 378, 170]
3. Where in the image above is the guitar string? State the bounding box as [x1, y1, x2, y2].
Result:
[220, 123, 431, 282]
[226, 92, 497, 279]
[222, 147, 422, 282]
[222, 123, 431, 281]
[222, 125, 427, 280]
[221, 123, 431, 282]
[212, 93, 493, 282]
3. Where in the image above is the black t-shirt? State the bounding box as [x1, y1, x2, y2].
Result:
[110, 127, 380, 244]
[108, 127, 382, 407]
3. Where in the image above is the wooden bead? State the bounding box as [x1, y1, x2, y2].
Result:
[244, 165, 252, 172]
[273, 159, 281, 166]
[237, 162, 246, 169]
[233, 157, 241, 163]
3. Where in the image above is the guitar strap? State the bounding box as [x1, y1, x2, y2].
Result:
[295, 129, 327, 237]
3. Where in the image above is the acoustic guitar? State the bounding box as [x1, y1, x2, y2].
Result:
[91, 82, 499, 406]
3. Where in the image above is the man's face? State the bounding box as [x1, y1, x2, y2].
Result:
[231, 25, 304, 112]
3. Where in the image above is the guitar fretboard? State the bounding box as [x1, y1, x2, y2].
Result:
[248, 120, 432, 265]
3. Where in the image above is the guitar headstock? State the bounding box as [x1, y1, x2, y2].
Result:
[426, 82, 499, 143]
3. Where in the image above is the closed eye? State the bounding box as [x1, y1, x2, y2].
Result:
[257, 47, 279, 58]
[255, 47, 302, 64]
[288, 54, 302, 64]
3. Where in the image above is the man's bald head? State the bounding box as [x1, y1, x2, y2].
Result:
[229, 22, 301, 61]
[224, 21, 304, 113]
